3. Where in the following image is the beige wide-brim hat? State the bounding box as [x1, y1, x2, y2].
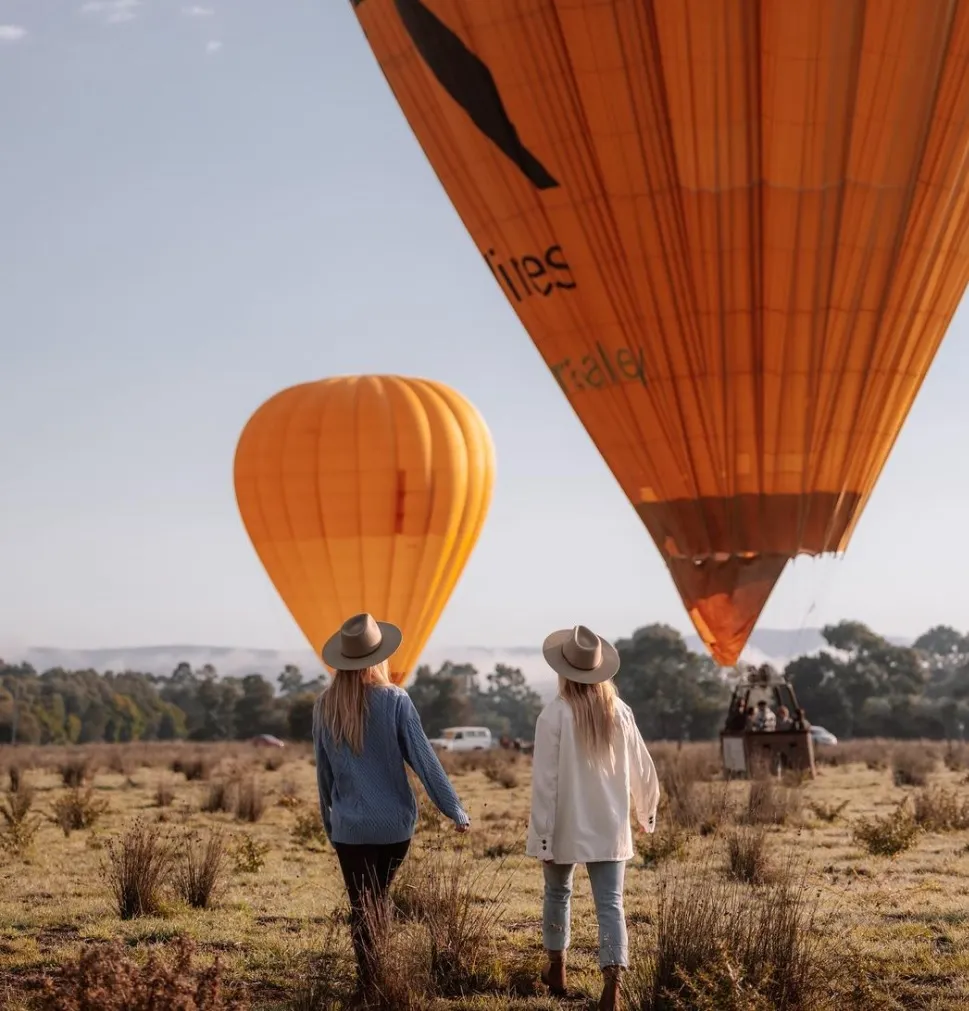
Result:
[543, 624, 620, 685]
[322, 612, 403, 671]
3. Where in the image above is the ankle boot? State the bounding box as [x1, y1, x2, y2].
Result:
[598, 964, 623, 1011]
[541, 949, 567, 995]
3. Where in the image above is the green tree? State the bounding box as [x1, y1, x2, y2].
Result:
[234, 674, 286, 739]
[614, 625, 728, 741]
[288, 693, 317, 741]
[476, 664, 543, 739]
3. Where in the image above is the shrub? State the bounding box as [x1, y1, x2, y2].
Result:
[808, 799, 850, 823]
[51, 786, 109, 837]
[264, 753, 285, 772]
[291, 809, 328, 850]
[277, 778, 302, 809]
[0, 785, 43, 858]
[234, 778, 265, 824]
[174, 830, 227, 910]
[852, 803, 921, 857]
[232, 833, 269, 874]
[39, 936, 245, 1010]
[639, 823, 688, 867]
[8, 762, 22, 793]
[103, 819, 173, 919]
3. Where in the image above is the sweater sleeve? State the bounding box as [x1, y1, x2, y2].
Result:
[397, 693, 470, 826]
[529, 704, 561, 859]
[313, 723, 334, 840]
[626, 710, 659, 833]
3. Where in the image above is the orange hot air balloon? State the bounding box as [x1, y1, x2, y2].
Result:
[350, 0, 969, 665]
[233, 376, 495, 684]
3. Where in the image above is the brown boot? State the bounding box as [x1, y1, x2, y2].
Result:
[540, 949, 567, 995]
[598, 964, 623, 1011]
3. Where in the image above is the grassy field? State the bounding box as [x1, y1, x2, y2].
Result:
[1, 738, 969, 1009]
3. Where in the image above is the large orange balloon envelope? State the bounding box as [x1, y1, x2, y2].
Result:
[233, 376, 495, 684]
[351, 0, 969, 665]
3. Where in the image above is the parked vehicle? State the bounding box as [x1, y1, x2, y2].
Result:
[429, 726, 493, 752]
[251, 734, 285, 748]
[810, 726, 838, 746]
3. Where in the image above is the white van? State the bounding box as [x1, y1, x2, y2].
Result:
[429, 726, 493, 752]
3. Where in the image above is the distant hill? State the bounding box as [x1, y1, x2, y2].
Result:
[1, 628, 913, 703]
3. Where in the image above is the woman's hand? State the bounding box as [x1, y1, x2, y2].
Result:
[455, 820, 470, 834]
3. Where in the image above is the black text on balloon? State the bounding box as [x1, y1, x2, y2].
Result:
[483, 244, 576, 302]
[549, 345, 647, 396]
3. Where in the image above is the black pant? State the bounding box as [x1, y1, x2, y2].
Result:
[334, 840, 411, 983]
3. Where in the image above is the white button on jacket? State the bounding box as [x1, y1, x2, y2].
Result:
[526, 696, 660, 864]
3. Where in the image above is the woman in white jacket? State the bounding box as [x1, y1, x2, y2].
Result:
[526, 624, 659, 1011]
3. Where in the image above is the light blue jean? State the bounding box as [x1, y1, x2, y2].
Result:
[542, 860, 629, 968]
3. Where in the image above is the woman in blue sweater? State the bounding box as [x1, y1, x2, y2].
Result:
[313, 612, 470, 994]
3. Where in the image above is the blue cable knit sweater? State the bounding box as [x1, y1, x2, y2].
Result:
[313, 684, 470, 845]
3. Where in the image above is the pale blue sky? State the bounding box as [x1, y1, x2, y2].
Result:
[2, 1, 968, 656]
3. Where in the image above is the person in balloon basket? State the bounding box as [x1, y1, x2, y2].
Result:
[527, 625, 660, 1011]
[313, 613, 470, 998]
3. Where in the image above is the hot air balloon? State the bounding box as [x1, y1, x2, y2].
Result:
[350, 0, 969, 665]
[233, 376, 495, 684]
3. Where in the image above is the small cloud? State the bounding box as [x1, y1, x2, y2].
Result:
[0, 24, 27, 42]
[80, 1, 142, 24]
[183, 5, 214, 15]
[205, 39, 222, 54]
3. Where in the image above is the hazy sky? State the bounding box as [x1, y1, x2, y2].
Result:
[2, 1, 969, 656]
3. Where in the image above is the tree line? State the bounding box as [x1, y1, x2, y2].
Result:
[1, 620, 968, 745]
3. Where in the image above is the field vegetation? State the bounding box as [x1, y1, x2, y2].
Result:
[1, 739, 968, 1009]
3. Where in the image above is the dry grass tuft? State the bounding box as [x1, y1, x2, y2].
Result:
[59, 755, 91, 788]
[725, 826, 772, 884]
[173, 828, 227, 909]
[155, 776, 176, 808]
[51, 786, 109, 837]
[173, 755, 212, 782]
[103, 818, 173, 919]
[201, 780, 234, 814]
[911, 786, 969, 832]
[891, 745, 935, 787]
[744, 779, 803, 826]
[632, 854, 853, 1010]
[234, 777, 266, 824]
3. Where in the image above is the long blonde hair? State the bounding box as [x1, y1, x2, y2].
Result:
[314, 661, 391, 754]
[559, 677, 618, 764]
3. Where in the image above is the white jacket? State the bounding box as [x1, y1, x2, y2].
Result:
[526, 696, 659, 864]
